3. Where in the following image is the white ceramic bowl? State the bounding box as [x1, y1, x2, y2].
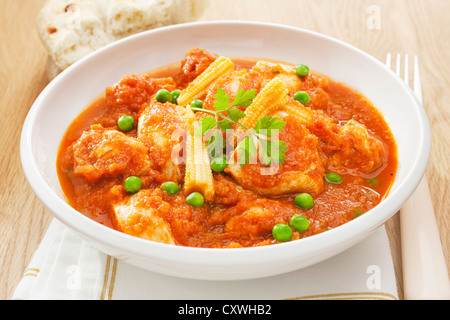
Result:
[21, 21, 430, 280]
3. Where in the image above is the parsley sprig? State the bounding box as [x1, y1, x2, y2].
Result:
[192, 88, 287, 167]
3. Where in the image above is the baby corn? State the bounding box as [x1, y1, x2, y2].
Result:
[282, 102, 314, 125]
[183, 107, 215, 201]
[177, 56, 235, 107]
[239, 77, 290, 129]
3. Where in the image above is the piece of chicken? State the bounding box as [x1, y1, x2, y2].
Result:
[137, 101, 187, 183]
[112, 189, 175, 244]
[251, 60, 303, 94]
[329, 120, 386, 174]
[71, 124, 152, 182]
[226, 110, 325, 196]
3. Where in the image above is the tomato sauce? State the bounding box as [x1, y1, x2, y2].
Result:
[57, 48, 397, 248]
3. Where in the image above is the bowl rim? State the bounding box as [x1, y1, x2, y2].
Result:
[20, 20, 431, 266]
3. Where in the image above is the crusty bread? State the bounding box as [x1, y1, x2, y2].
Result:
[36, 0, 209, 75]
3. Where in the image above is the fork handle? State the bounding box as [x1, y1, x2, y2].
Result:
[400, 175, 450, 299]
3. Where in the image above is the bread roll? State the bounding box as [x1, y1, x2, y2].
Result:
[36, 0, 209, 74]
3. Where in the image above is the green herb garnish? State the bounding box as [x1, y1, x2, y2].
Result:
[193, 88, 287, 166]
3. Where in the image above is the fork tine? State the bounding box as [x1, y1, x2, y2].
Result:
[385, 53, 392, 69]
[414, 55, 423, 105]
[404, 54, 409, 86]
[396, 53, 401, 76]
[386, 53, 414, 92]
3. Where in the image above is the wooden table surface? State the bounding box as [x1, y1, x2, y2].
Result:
[1, 0, 449, 300]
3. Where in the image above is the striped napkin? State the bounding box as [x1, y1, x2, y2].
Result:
[12, 218, 399, 300]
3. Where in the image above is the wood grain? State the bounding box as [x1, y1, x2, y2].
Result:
[0, 0, 53, 299]
[1, 0, 448, 300]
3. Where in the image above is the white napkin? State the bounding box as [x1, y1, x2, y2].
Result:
[12, 218, 399, 300]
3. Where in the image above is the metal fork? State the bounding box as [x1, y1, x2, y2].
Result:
[386, 54, 450, 300]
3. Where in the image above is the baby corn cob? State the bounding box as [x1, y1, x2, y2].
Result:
[184, 107, 215, 201]
[281, 102, 314, 125]
[239, 77, 290, 129]
[177, 56, 234, 107]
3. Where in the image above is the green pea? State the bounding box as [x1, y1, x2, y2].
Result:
[294, 193, 314, 209]
[117, 115, 134, 132]
[190, 99, 204, 111]
[272, 224, 292, 242]
[367, 178, 379, 187]
[161, 181, 180, 195]
[155, 89, 172, 103]
[289, 214, 310, 232]
[325, 172, 343, 184]
[171, 90, 181, 104]
[124, 176, 142, 194]
[211, 156, 227, 173]
[186, 192, 204, 207]
[353, 208, 364, 218]
[293, 91, 310, 105]
[295, 64, 310, 77]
